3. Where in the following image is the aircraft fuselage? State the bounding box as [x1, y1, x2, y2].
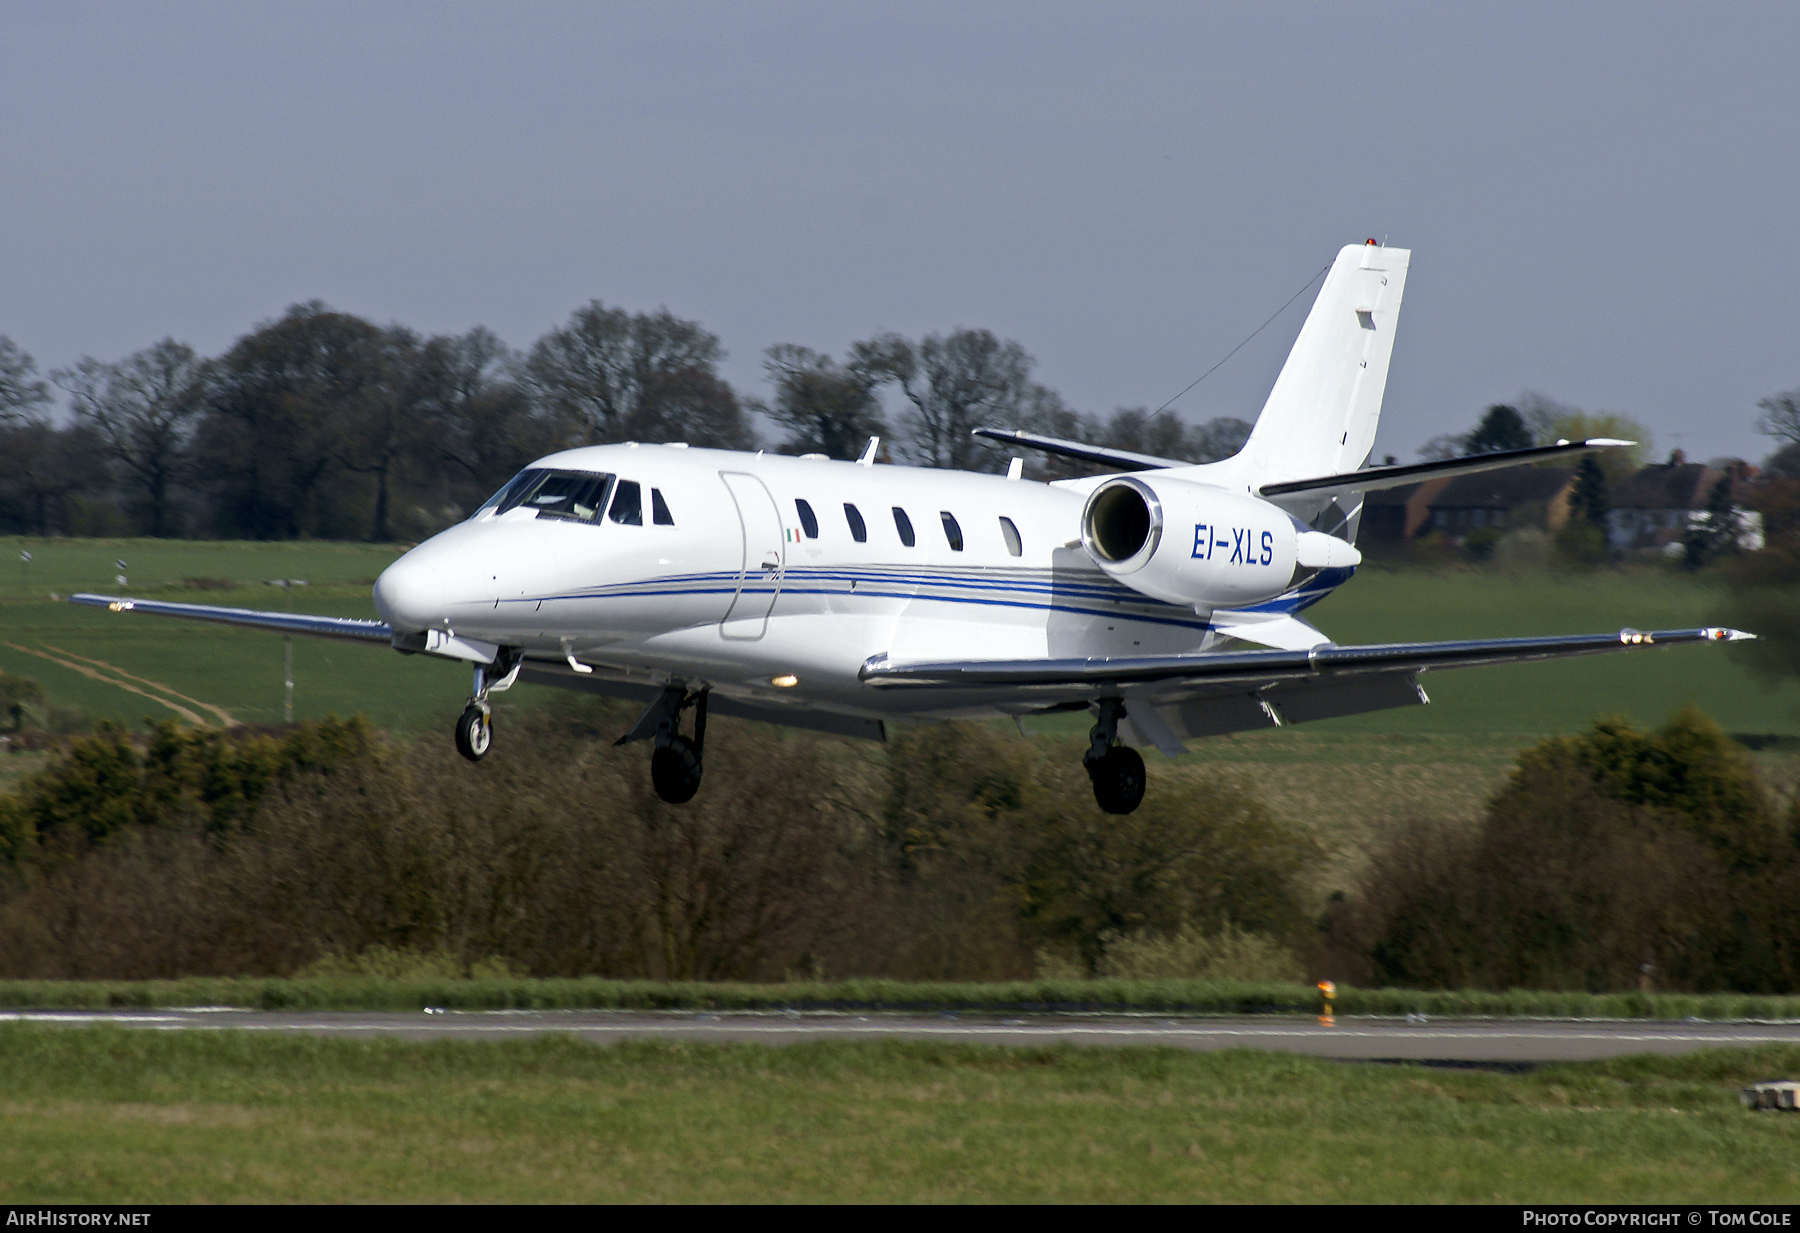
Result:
[372, 443, 1258, 725]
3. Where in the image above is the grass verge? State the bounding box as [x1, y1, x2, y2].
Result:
[2, 1025, 1797, 1202]
[4, 977, 1799, 1020]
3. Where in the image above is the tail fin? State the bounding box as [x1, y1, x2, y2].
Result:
[1239, 242, 1410, 484]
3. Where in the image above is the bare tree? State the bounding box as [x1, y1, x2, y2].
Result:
[1758, 389, 1800, 446]
[191, 302, 389, 539]
[0, 337, 52, 426]
[865, 328, 1035, 471]
[329, 326, 437, 542]
[54, 340, 204, 537]
[0, 419, 108, 536]
[1095, 409, 1252, 464]
[420, 327, 560, 515]
[523, 302, 747, 447]
[1191, 416, 1254, 461]
[757, 343, 888, 459]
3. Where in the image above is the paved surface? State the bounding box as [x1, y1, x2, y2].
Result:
[7, 1008, 1800, 1063]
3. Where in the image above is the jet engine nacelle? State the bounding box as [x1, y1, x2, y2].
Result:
[1079, 474, 1359, 608]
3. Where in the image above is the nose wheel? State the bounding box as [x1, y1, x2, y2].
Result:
[454, 703, 491, 761]
[452, 654, 519, 764]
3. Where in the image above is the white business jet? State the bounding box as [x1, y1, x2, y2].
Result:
[73, 241, 1752, 814]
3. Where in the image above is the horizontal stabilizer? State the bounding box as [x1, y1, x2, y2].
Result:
[971, 427, 1187, 472]
[1258, 438, 1634, 499]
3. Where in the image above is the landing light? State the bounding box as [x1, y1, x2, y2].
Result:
[771, 674, 799, 688]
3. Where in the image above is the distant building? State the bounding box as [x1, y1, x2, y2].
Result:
[1423, 468, 1575, 538]
[1607, 451, 1763, 554]
[1359, 477, 1445, 547]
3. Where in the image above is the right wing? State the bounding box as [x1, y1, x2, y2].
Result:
[860, 626, 1752, 753]
[859, 627, 1750, 691]
[70, 593, 395, 645]
[70, 592, 500, 666]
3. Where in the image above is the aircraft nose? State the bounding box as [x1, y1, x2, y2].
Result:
[373, 553, 445, 632]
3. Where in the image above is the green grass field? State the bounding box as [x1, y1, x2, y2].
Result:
[3, 1026, 1797, 1203]
[5, 975, 1800, 1020]
[0, 537, 467, 731]
[1302, 563, 1800, 738]
[4, 538, 1794, 738]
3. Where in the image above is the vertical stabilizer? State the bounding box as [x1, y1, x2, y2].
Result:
[1239, 242, 1409, 486]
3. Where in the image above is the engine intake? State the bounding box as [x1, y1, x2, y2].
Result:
[1079, 474, 1358, 608]
[1082, 476, 1161, 568]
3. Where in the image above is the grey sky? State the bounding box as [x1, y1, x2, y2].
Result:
[4, 1, 1796, 463]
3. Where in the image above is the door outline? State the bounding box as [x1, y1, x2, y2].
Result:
[719, 471, 784, 640]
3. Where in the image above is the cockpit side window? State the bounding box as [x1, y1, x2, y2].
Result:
[491, 469, 616, 523]
[892, 507, 915, 547]
[474, 468, 546, 518]
[844, 503, 867, 543]
[609, 480, 643, 525]
[652, 488, 675, 526]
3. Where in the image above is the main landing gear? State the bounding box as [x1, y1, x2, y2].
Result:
[616, 684, 709, 805]
[453, 653, 521, 763]
[1084, 697, 1146, 815]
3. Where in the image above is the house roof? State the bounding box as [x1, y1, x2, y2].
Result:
[1610, 462, 1715, 511]
[1428, 467, 1572, 510]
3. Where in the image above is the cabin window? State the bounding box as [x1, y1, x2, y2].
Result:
[892, 507, 916, 547]
[999, 516, 1023, 557]
[795, 498, 819, 539]
[844, 503, 867, 543]
[492, 469, 616, 523]
[652, 489, 674, 526]
[940, 511, 964, 551]
[608, 480, 643, 526]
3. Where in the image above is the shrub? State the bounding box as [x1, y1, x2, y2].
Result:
[1327, 707, 1800, 992]
[1090, 922, 1305, 982]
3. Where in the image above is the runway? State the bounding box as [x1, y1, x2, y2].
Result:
[8, 1007, 1800, 1063]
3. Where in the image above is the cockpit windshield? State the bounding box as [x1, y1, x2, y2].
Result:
[472, 468, 617, 524]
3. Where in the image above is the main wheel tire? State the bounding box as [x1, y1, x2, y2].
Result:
[1087, 745, 1146, 815]
[453, 705, 491, 762]
[651, 735, 703, 804]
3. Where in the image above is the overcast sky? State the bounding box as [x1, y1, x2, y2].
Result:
[3, 1, 1796, 463]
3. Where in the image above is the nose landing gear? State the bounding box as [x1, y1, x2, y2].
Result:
[618, 684, 709, 804]
[452, 653, 521, 763]
[454, 702, 491, 760]
[1084, 697, 1146, 815]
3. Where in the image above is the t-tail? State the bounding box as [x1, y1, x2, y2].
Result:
[1237, 240, 1410, 490]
